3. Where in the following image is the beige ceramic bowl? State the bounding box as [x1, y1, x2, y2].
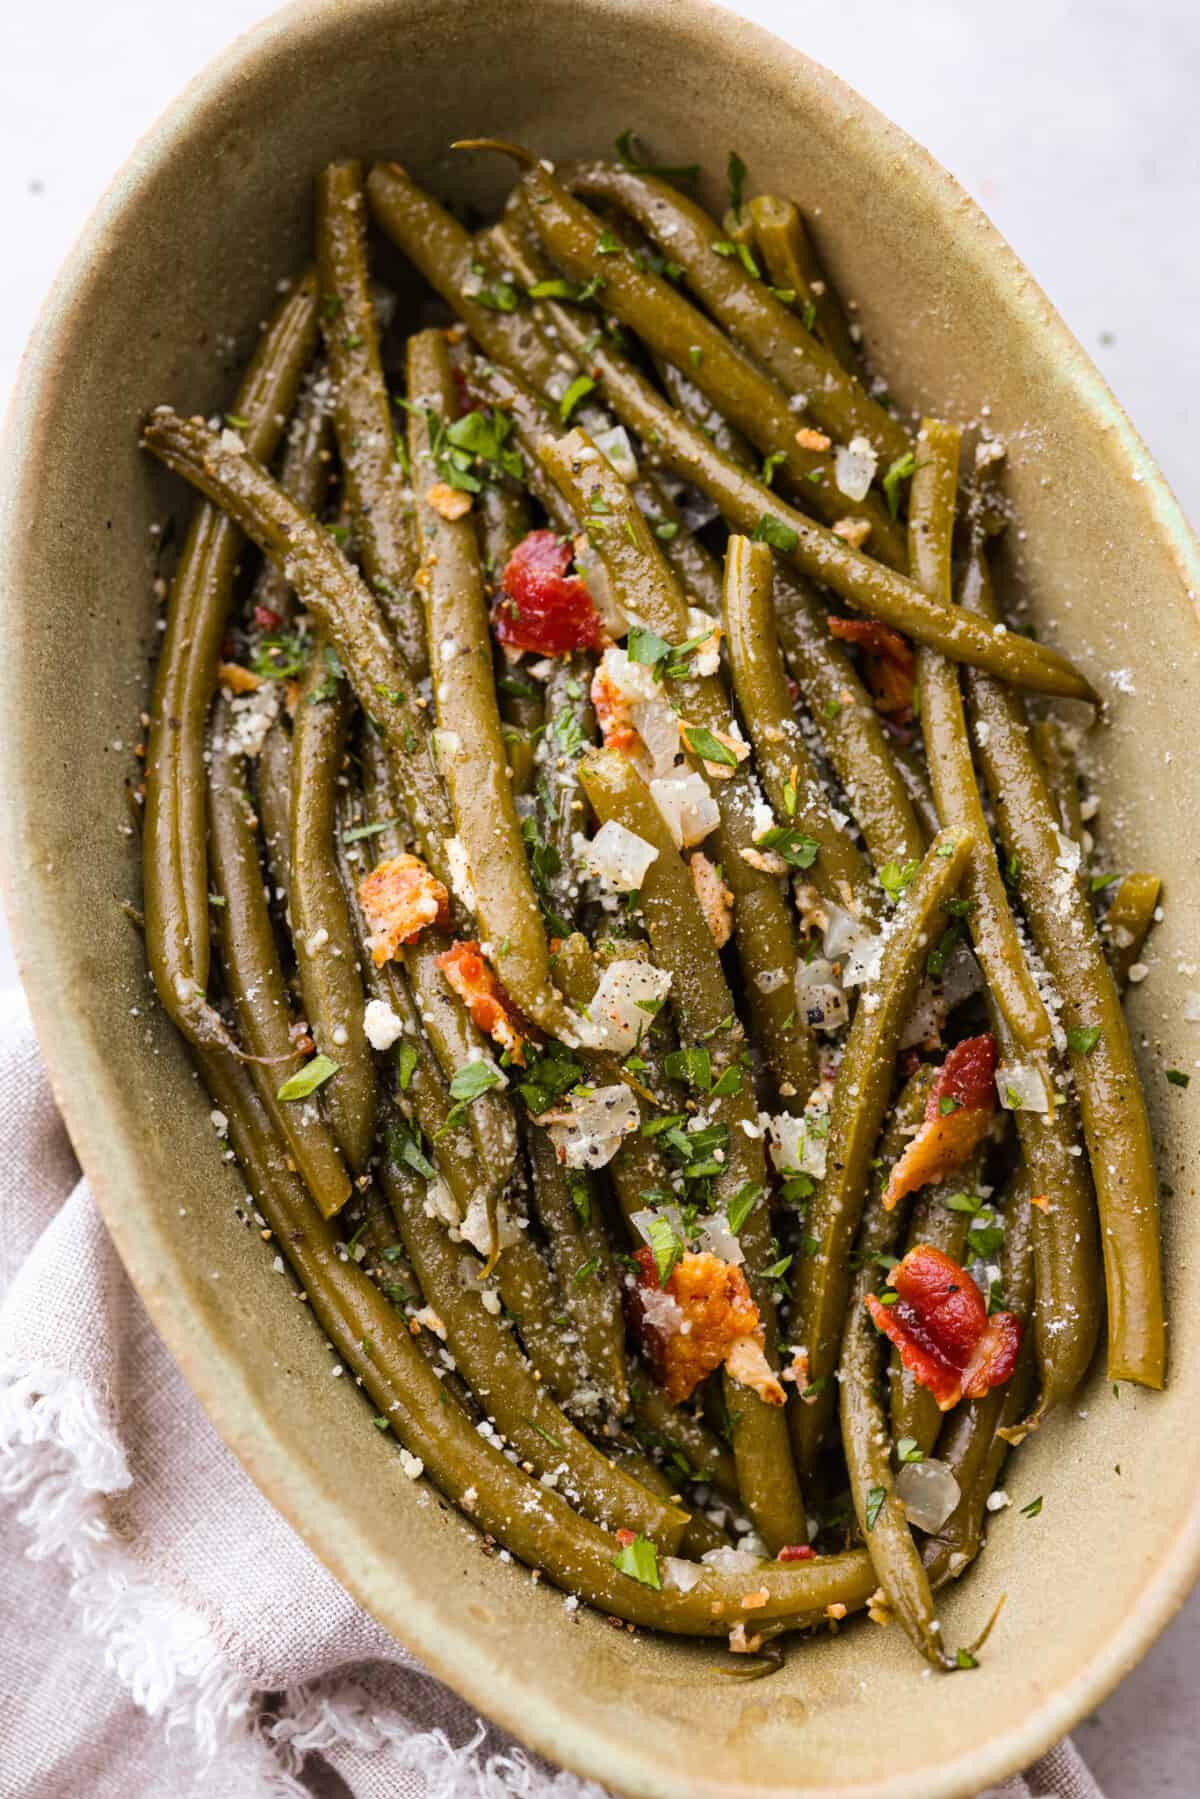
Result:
[2, 2, 1199, 1793]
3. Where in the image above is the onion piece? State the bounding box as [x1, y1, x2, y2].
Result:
[896, 1458, 961, 1533]
[579, 819, 658, 893]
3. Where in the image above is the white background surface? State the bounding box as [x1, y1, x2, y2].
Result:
[1, 2, 1196, 1792]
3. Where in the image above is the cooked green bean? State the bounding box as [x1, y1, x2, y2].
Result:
[201, 1043, 873, 1630]
[207, 696, 351, 1217]
[290, 643, 378, 1171]
[1104, 872, 1162, 987]
[479, 483, 543, 796]
[563, 161, 901, 456]
[960, 506, 1164, 1388]
[790, 826, 975, 1478]
[256, 719, 294, 904]
[316, 160, 426, 673]
[526, 1123, 630, 1418]
[629, 1372, 741, 1506]
[1032, 718, 1086, 847]
[498, 158, 901, 554]
[840, 1070, 951, 1666]
[538, 430, 819, 1110]
[144, 269, 320, 1048]
[747, 194, 861, 373]
[911, 421, 1101, 1420]
[579, 746, 807, 1552]
[141, 411, 458, 895]
[723, 534, 875, 914]
[406, 328, 573, 1039]
[247, 364, 334, 629]
[379, 1131, 676, 1543]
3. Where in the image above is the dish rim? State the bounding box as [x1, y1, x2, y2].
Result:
[2, 1, 1199, 1793]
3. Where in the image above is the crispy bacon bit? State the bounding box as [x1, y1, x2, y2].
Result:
[436, 939, 536, 1066]
[590, 661, 641, 757]
[865, 1243, 1022, 1411]
[740, 1589, 769, 1610]
[614, 1527, 636, 1548]
[628, 1247, 782, 1405]
[357, 854, 450, 965]
[883, 1035, 998, 1209]
[726, 1335, 787, 1406]
[426, 481, 473, 521]
[831, 516, 872, 550]
[777, 1543, 815, 1563]
[254, 605, 282, 630]
[216, 661, 262, 695]
[688, 852, 734, 948]
[494, 529, 604, 656]
[827, 615, 916, 722]
[795, 427, 832, 452]
[1030, 1192, 1050, 1212]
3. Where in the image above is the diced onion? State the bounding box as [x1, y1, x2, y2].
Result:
[795, 956, 849, 1034]
[662, 1556, 704, 1593]
[577, 959, 672, 1053]
[897, 1459, 961, 1533]
[546, 1083, 639, 1169]
[650, 769, 721, 849]
[573, 536, 628, 638]
[581, 820, 658, 893]
[593, 424, 639, 483]
[996, 1060, 1052, 1114]
[701, 1545, 762, 1574]
[632, 697, 683, 778]
[822, 900, 883, 987]
[834, 434, 878, 502]
[696, 1212, 746, 1266]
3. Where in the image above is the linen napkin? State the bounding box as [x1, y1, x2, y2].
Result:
[0, 989, 1101, 1799]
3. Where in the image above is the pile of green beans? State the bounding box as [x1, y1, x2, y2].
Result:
[135, 134, 1166, 1671]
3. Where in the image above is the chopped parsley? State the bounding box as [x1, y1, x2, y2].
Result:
[559, 374, 597, 423]
[895, 1437, 923, 1464]
[755, 825, 820, 869]
[644, 1213, 685, 1286]
[681, 724, 738, 767]
[865, 1485, 887, 1530]
[1166, 1068, 1190, 1088]
[395, 1042, 418, 1092]
[1019, 1495, 1043, 1518]
[613, 1532, 662, 1589]
[1066, 1025, 1102, 1056]
[342, 817, 400, 843]
[726, 1181, 763, 1235]
[751, 513, 799, 552]
[277, 1055, 339, 1102]
[882, 451, 918, 519]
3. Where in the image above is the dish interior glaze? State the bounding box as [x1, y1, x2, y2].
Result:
[1, 2, 1198, 1794]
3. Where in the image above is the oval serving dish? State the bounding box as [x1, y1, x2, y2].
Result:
[1, 2, 1198, 1793]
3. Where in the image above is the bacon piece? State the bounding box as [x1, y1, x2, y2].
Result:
[688, 851, 734, 948]
[253, 605, 282, 630]
[828, 615, 916, 722]
[590, 660, 641, 758]
[426, 480, 473, 521]
[627, 1247, 783, 1405]
[777, 1543, 815, 1563]
[357, 854, 450, 964]
[865, 1243, 1022, 1410]
[493, 529, 605, 656]
[883, 1034, 998, 1209]
[216, 661, 262, 694]
[436, 939, 536, 1066]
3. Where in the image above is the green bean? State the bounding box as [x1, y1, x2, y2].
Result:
[533, 654, 596, 929]
[629, 1372, 741, 1505]
[378, 1133, 678, 1544]
[564, 163, 899, 449]
[653, 351, 757, 469]
[1032, 719, 1086, 847]
[316, 161, 426, 674]
[141, 411, 459, 901]
[790, 825, 975, 1477]
[564, 162, 901, 454]
[610, 1445, 730, 1557]
[288, 644, 378, 1171]
[452, 207, 1093, 702]
[538, 430, 819, 1110]
[144, 269, 320, 1048]
[247, 363, 334, 629]
[256, 719, 293, 905]
[495, 160, 900, 555]
[887, 1153, 984, 1457]
[1104, 872, 1162, 987]
[406, 329, 573, 1039]
[579, 746, 806, 1552]
[910, 421, 1101, 1419]
[887, 735, 940, 847]
[840, 1074, 951, 1667]
[206, 697, 351, 1217]
[379, 150, 1097, 703]
[653, 340, 923, 870]
[478, 484, 543, 796]
[475, 214, 727, 616]
[747, 194, 861, 373]
[526, 1123, 630, 1418]
[723, 535, 875, 913]
[959, 520, 1163, 1388]
[201, 1043, 873, 1630]
[340, 1178, 411, 1282]
[923, 1178, 1038, 1589]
